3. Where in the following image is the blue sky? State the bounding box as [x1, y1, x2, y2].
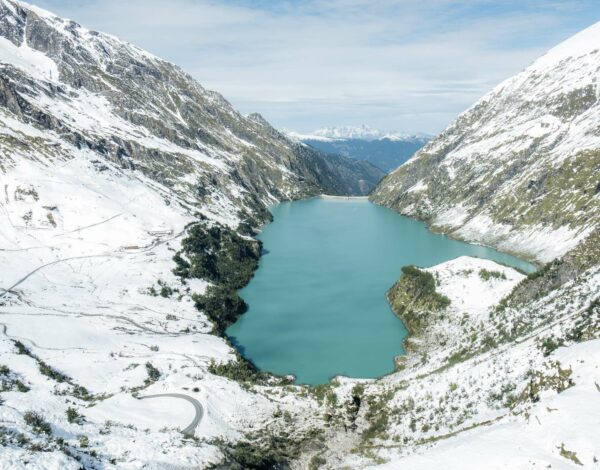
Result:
[35, 0, 600, 134]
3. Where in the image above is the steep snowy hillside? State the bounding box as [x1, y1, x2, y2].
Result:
[288, 126, 431, 173]
[330, 230, 599, 470]
[371, 22, 600, 262]
[0, 0, 382, 215]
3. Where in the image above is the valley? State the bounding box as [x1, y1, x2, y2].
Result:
[289, 127, 430, 173]
[0, 1, 598, 469]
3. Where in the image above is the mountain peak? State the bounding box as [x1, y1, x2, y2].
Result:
[287, 125, 431, 142]
[247, 112, 272, 128]
[313, 125, 383, 140]
[533, 20, 600, 71]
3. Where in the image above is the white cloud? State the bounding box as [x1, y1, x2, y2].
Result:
[35, 0, 600, 133]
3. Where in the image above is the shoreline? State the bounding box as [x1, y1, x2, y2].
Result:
[367, 198, 543, 270]
[223, 194, 539, 384]
[386, 290, 416, 371]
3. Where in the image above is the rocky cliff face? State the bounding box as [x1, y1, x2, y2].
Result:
[371, 22, 600, 263]
[0, 0, 382, 229]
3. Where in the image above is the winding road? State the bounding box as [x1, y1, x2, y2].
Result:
[0, 254, 115, 299]
[0, 227, 185, 299]
[138, 393, 203, 436]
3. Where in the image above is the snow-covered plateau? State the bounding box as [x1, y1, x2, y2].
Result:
[0, 0, 599, 469]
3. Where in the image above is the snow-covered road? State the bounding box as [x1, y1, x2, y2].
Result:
[138, 393, 204, 437]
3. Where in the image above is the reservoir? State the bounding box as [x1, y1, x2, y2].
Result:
[226, 198, 535, 385]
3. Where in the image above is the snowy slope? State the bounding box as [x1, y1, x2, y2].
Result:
[321, 255, 600, 469]
[0, 0, 382, 211]
[371, 22, 600, 263]
[368, 339, 600, 470]
[0, 123, 330, 467]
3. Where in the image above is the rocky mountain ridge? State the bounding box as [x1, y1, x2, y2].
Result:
[371, 22, 600, 262]
[0, 0, 382, 224]
[289, 125, 431, 142]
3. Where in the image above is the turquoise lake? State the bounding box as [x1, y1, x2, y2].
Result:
[226, 198, 536, 385]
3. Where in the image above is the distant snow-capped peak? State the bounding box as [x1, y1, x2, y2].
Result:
[314, 125, 383, 140]
[286, 125, 431, 142]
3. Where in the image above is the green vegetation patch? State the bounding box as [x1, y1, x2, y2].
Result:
[220, 428, 325, 470]
[478, 269, 506, 281]
[193, 285, 248, 333]
[66, 407, 85, 425]
[39, 360, 70, 383]
[173, 222, 261, 290]
[388, 265, 451, 336]
[224, 440, 288, 469]
[174, 221, 264, 339]
[538, 298, 600, 356]
[144, 362, 161, 385]
[498, 230, 599, 311]
[23, 411, 52, 436]
[559, 443, 583, 466]
[147, 279, 178, 298]
[491, 149, 600, 230]
[207, 354, 273, 385]
[520, 361, 574, 404]
[0, 365, 29, 393]
[551, 84, 597, 120]
[11, 340, 97, 401]
[361, 389, 394, 444]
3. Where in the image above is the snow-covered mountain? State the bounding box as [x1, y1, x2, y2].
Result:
[288, 126, 431, 172]
[0, 1, 599, 469]
[350, 28, 600, 467]
[0, 1, 382, 213]
[290, 125, 430, 142]
[371, 22, 600, 263]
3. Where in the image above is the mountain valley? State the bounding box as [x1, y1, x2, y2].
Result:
[0, 1, 598, 469]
